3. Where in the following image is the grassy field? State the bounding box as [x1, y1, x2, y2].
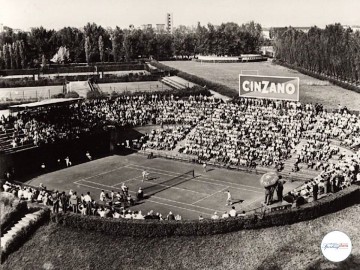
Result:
[162, 60, 360, 111]
[25, 154, 299, 220]
[2, 203, 359, 269]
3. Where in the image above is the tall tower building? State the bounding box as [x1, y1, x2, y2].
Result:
[166, 13, 173, 33]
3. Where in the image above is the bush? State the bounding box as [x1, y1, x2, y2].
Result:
[87, 91, 108, 99]
[65, 91, 80, 98]
[51, 93, 65, 98]
[1, 207, 50, 263]
[52, 185, 359, 237]
[0, 200, 28, 233]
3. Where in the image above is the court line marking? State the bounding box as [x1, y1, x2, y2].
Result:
[112, 176, 143, 186]
[127, 165, 263, 194]
[191, 187, 229, 206]
[73, 164, 130, 183]
[75, 179, 221, 213]
[127, 163, 264, 192]
[75, 181, 213, 216]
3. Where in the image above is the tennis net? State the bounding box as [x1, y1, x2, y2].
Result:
[143, 170, 195, 196]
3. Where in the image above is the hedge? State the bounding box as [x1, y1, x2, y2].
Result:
[1, 200, 28, 234]
[150, 61, 237, 98]
[1, 207, 50, 263]
[51, 185, 360, 237]
[274, 60, 360, 94]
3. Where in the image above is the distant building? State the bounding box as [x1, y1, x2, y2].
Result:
[141, 24, 153, 30]
[0, 23, 4, 33]
[166, 13, 173, 33]
[156, 24, 165, 33]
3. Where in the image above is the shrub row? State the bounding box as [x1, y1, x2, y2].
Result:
[0, 74, 159, 88]
[109, 85, 211, 99]
[1, 207, 50, 263]
[150, 61, 237, 98]
[0, 200, 28, 234]
[51, 185, 359, 237]
[0, 69, 38, 76]
[274, 60, 360, 94]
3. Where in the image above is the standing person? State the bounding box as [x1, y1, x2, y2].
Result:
[52, 191, 60, 214]
[225, 190, 232, 206]
[264, 187, 270, 205]
[276, 181, 284, 202]
[60, 192, 68, 213]
[203, 162, 207, 173]
[65, 156, 72, 167]
[110, 190, 115, 201]
[269, 185, 275, 205]
[312, 183, 319, 201]
[137, 187, 144, 201]
[70, 192, 78, 213]
[84, 192, 92, 215]
[100, 190, 106, 204]
[142, 170, 149, 182]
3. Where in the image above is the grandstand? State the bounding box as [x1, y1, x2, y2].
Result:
[161, 76, 196, 89]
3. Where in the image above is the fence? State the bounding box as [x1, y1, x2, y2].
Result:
[0, 87, 64, 102]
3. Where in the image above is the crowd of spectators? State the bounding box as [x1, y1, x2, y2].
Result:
[1, 94, 360, 209]
[2, 181, 185, 221]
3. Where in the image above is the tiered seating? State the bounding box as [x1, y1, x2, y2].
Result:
[161, 76, 195, 90]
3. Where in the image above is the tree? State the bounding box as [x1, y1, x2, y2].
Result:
[85, 36, 90, 64]
[110, 27, 125, 62]
[98, 35, 104, 62]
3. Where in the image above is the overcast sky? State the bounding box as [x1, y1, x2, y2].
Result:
[1, 0, 359, 30]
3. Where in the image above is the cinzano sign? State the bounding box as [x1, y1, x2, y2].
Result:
[239, 75, 299, 101]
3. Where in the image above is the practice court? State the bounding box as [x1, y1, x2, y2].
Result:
[26, 153, 300, 219]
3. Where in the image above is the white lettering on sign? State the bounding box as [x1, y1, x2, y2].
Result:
[242, 80, 296, 95]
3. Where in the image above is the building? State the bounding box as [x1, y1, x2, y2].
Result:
[166, 13, 173, 33]
[156, 24, 165, 33]
[141, 24, 153, 30]
[0, 23, 4, 33]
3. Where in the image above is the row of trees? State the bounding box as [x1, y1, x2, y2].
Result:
[0, 21, 264, 69]
[273, 24, 360, 83]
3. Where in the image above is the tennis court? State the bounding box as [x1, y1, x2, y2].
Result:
[26, 153, 300, 219]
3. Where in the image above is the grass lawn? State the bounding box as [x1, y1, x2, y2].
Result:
[162, 60, 360, 111]
[2, 204, 359, 270]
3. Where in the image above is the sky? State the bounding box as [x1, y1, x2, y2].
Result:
[1, 0, 359, 31]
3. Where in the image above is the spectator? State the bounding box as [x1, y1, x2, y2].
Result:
[313, 183, 319, 201]
[60, 191, 68, 213]
[137, 187, 144, 201]
[167, 211, 175, 220]
[84, 192, 92, 215]
[222, 211, 229, 219]
[70, 192, 78, 213]
[229, 206, 237, 217]
[211, 212, 220, 220]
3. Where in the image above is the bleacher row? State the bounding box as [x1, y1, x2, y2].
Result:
[0, 128, 37, 154]
[161, 76, 195, 90]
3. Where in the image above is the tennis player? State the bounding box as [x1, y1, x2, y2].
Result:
[225, 190, 232, 206]
[142, 170, 149, 182]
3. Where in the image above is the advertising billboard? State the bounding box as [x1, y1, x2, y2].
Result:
[239, 75, 299, 101]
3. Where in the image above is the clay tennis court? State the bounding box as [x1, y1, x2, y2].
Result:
[25, 153, 300, 219]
